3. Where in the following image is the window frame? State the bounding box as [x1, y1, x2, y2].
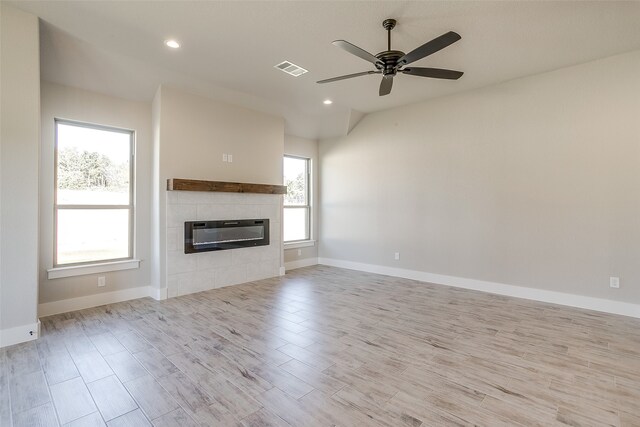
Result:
[283, 154, 311, 243]
[53, 118, 135, 268]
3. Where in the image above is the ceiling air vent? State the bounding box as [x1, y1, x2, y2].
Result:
[274, 61, 308, 77]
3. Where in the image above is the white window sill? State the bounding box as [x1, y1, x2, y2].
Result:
[47, 259, 141, 280]
[284, 240, 316, 250]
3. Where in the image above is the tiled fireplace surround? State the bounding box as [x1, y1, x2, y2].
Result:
[166, 190, 283, 298]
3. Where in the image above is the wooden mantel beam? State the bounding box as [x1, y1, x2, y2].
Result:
[167, 178, 287, 195]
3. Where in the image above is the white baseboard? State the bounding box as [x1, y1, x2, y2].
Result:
[151, 286, 168, 301]
[1, 320, 41, 348]
[38, 285, 160, 317]
[318, 258, 640, 319]
[285, 257, 319, 271]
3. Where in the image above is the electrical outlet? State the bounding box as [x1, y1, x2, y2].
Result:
[297, 249, 302, 256]
[610, 277, 620, 288]
[228, 154, 233, 163]
[97, 276, 106, 287]
[394, 252, 400, 260]
[222, 153, 228, 162]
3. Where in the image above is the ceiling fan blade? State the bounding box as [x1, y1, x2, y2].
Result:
[397, 31, 461, 67]
[402, 67, 463, 80]
[317, 70, 380, 84]
[333, 40, 383, 66]
[379, 75, 393, 96]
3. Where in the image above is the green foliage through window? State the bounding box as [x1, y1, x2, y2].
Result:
[58, 146, 129, 191]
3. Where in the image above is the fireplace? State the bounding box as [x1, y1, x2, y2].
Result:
[184, 219, 269, 254]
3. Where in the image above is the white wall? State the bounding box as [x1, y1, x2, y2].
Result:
[0, 4, 41, 347]
[319, 49, 640, 305]
[38, 82, 152, 305]
[152, 85, 285, 295]
[284, 135, 319, 268]
[158, 85, 284, 185]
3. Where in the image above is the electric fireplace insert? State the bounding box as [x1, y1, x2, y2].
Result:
[184, 219, 269, 254]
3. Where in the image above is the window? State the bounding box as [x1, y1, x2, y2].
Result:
[283, 155, 310, 242]
[54, 120, 134, 266]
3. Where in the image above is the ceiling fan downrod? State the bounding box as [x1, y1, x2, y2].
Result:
[316, 17, 463, 97]
[383, 18, 396, 51]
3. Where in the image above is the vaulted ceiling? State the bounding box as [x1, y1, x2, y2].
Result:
[11, 1, 640, 139]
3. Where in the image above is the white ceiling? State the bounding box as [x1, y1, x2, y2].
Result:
[10, 1, 640, 139]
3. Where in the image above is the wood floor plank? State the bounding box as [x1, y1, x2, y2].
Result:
[71, 351, 114, 383]
[89, 333, 126, 357]
[114, 331, 154, 354]
[123, 375, 180, 420]
[9, 369, 51, 414]
[132, 348, 178, 379]
[156, 371, 214, 413]
[3, 266, 640, 427]
[50, 377, 97, 424]
[6, 342, 41, 378]
[279, 358, 347, 395]
[106, 409, 151, 427]
[150, 408, 198, 427]
[42, 353, 80, 386]
[104, 351, 148, 383]
[63, 411, 106, 427]
[12, 402, 59, 427]
[240, 408, 290, 427]
[0, 349, 11, 426]
[87, 375, 138, 422]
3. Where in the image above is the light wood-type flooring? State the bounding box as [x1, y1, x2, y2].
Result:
[2, 265, 640, 426]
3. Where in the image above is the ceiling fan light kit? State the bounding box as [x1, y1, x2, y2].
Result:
[317, 18, 464, 96]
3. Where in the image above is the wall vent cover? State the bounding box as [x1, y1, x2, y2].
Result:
[274, 61, 308, 77]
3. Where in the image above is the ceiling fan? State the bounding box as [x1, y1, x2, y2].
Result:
[317, 19, 463, 96]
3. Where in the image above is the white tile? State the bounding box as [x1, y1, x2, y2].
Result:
[166, 192, 179, 204]
[196, 204, 234, 221]
[179, 270, 214, 295]
[176, 191, 213, 204]
[196, 250, 231, 270]
[166, 251, 197, 275]
[167, 286, 179, 298]
[166, 227, 182, 252]
[165, 191, 284, 297]
[167, 272, 195, 296]
[264, 244, 280, 261]
[259, 203, 281, 222]
[231, 246, 266, 266]
[214, 265, 247, 288]
[270, 221, 281, 242]
[248, 194, 281, 205]
[209, 192, 240, 204]
[247, 259, 280, 282]
[234, 204, 259, 219]
[166, 204, 196, 228]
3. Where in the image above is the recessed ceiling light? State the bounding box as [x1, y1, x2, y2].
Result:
[165, 40, 180, 49]
[323, 99, 333, 105]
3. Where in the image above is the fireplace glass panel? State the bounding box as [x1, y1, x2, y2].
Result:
[193, 226, 264, 245]
[184, 219, 270, 253]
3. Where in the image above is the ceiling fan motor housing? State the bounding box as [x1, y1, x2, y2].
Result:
[376, 50, 405, 75]
[317, 17, 463, 96]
